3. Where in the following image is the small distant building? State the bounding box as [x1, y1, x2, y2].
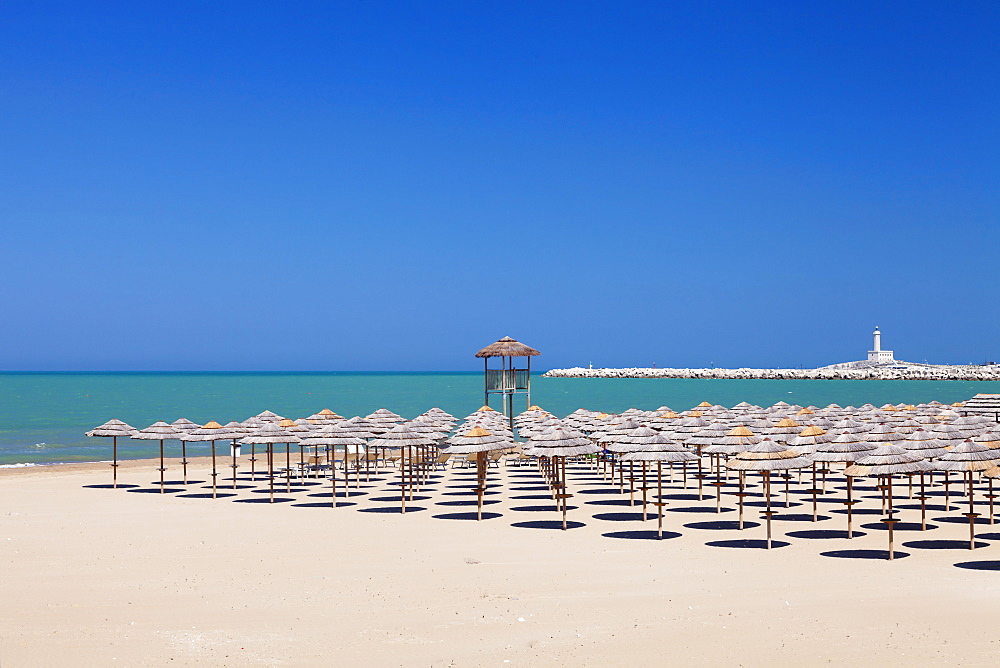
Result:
[868, 327, 894, 364]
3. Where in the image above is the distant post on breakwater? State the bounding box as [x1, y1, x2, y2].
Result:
[475, 336, 540, 430]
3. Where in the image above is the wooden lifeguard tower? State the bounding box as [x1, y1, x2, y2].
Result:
[475, 337, 540, 430]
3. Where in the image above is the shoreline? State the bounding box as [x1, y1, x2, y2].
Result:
[543, 365, 1000, 381]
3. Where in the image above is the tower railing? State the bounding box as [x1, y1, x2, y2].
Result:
[485, 369, 529, 391]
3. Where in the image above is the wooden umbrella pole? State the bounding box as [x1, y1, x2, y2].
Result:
[400, 445, 407, 514]
[920, 473, 927, 531]
[657, 462, 664, 539]
[250, 444, 256, 481]
[181, 440, 188, 485]
[331, 460, 337, 508]
[628, 461, 635, 506]
[231, 439, 239, 490]
[112, 436, 118, 488]
[641, 463, 648, 520]
[847, 476, 854, 537]
[285, 443, 291, 493]
[738, 473, 745, 530]
[764, 473, 773, 550]
[159, 439, 165, 494]
[990, 479, 996, 526]
[477, 451, 486, 521]
[697, 457, 703, 501]
[561, 456, 568, 531]
[967, 471, 978, 551]
[268, 444, 275, 504]
[211, 440, 218, 499]
[811, 464, 818, 522]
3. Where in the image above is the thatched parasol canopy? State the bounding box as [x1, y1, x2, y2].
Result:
[525, 426, 598, 457]
[475, 336, 540, 358]
[725, 438, 812, 471]
[444, 427, 509, 454]
[86, 419, 137, 438]
[844, 444, 927, 477]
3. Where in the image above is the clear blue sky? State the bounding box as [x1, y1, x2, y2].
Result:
[1, 1, 997, 371]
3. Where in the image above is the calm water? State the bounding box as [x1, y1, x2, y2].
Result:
[2, 372, 1000, 465]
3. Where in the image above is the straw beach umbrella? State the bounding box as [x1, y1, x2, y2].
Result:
[300, 423, 365, 507]
[131, 421, 182, 494]
[845, 445, 928, 560]
[85, 419, 137, 488]
[222, 421, 248, 488]
[525, 426, 599, 530]
[180, 421, 245, 498]
[928, 440, 999, 549]
[239, 423, 301, 503]
[170, 418, 202, 484]
[444, 427, 509, 520]
[618, 435, 699, 538]
[726, 439, 812, 548]
[368, 424, 435, 513]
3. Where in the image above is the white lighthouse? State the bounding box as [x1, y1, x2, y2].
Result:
[868, 326, 894, 364]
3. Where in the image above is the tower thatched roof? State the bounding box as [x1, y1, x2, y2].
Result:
[475, 336, 540, 358]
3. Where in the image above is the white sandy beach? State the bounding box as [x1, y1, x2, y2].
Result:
[3, 456, 1000, 667]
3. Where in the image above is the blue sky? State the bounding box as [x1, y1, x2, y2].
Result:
[1, 1, 997, 370]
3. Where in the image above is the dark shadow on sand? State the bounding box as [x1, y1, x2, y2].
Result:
[821, 549, 910, 560]
[706, 539, 790, 549]
[785, 529, 866, 539]
[861, 521, 935, 532]
[357, 506, 427, 513]
[593, 512, 658, 522]
[510, 520, 585, 530]
[232, 497, 295, 504]
[772, 513, 831, 522]
[432, 512, 503, 521]
[602, 530, 681, 540]
[83, 484, 140, 489]
[954, 560, 1000, 571]
[510, 505, 578, 513]
[685, 520, 760, 530]
[902, 539, 989, 550]
[435, 499, 501, 507]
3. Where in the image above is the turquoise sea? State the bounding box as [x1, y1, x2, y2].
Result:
[3, 372, 1000, 466]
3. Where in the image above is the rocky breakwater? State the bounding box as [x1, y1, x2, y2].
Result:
[543, 364, 1000, 381]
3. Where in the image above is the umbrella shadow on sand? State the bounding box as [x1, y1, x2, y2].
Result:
[902, 539, 990, 550]
[358, 506, 428, 514]
[685, 520, 760, 530]
[127, 487, 185, 494]
[433, 512, 503, 521]
[786, 529, 866, 539]
[593, 512, 659, 522]
[954, 560, 1000, 571]
[511, 520, 585, 530]
[435, 499, 501, 507]
[706, 539, 790, 549]
[232, 496, 295, 504]
[821, 549, 911, 560]
[83, 484, 140, 489]
[292, 501, 359, 509]
[602, 530, 682, 540]
[176, 492, 238, 499]
[584, 498, 637, 507]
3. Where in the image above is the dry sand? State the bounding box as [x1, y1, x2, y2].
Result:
[2, 454, 1000, 667]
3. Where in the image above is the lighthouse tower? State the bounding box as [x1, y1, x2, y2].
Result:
[868, 327, 894, 364]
